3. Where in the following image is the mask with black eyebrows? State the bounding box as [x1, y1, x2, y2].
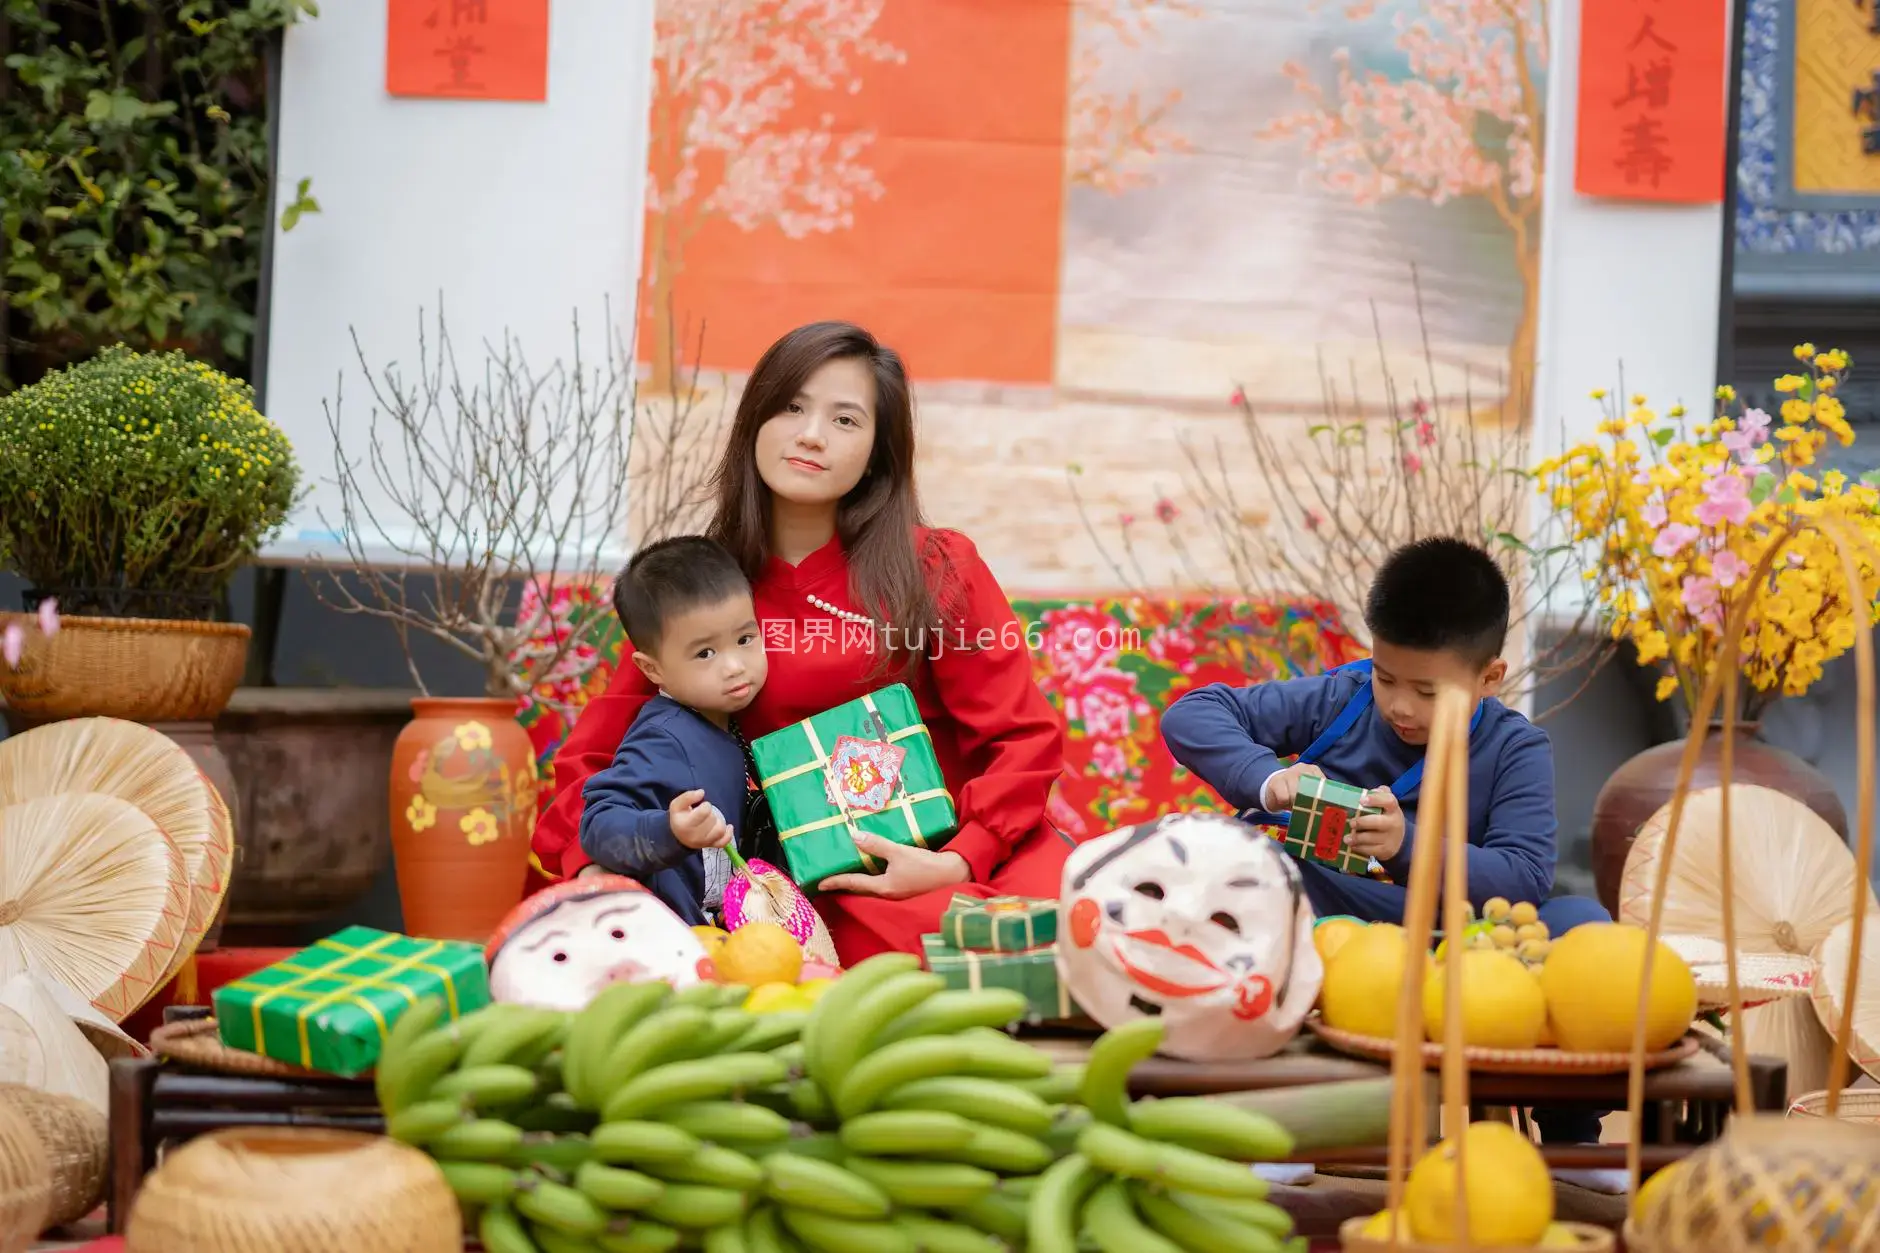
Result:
[1057, 812, 1322, 1061]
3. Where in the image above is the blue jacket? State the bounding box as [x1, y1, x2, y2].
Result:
[578, 694, 752, 925]
[1159, 666, 1558, 907]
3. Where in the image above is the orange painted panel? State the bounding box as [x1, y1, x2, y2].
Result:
[636, 0, 1073, 384]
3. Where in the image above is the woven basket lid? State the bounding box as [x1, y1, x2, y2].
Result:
[0, 718, 232, 996]
[0, 792, 188, 1023]
[1621, 783, 1872, 962]
[1810, 913, 1880, 1083]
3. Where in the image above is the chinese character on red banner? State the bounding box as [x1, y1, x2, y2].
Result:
[386, 0, 549, 102]
[1574, 0, 1727, 202]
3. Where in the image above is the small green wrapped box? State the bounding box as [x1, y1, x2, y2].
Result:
[939, 893, 1058, 953]
[751, 683, 957, 891]
[1282, 774, 1379, 876]
[921, 935, 1077, 1024]
[211, 925, 490, 1076]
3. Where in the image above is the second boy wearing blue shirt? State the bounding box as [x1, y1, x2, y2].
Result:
[579, 537, 770, 926]
[1161, 538, 1621, 1176]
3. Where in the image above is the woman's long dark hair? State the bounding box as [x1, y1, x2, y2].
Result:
[707, 321, 957, 678]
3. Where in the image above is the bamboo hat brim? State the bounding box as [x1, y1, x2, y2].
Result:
[1621, 783, 1872, 959]
[0, 718, 232, 996]
[0, 792, 187, 1021]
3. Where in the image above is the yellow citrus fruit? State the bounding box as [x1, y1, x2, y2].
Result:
[1633, 1158, 1686, 1223]
[1539, 1222, 1585, 1247]
[1357, 1209, 1410, 1240]
[1313, 916, 1367, 965]
[715, 921, 805, 987]
[797, 977, 836, 1004]
[1320, 923, 1408, 1038]
[1539, 923, 1697, 1053]
[1422, 948, 1548, 1049]
[692, 925, 729, 955]
[1405, 1120, 1553, 1246]
[745, 981, 810, 1014]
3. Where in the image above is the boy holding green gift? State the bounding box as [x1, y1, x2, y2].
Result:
[1160, 538, 1621, 1165]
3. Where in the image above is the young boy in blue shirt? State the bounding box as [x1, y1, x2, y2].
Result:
[578, 537, 771, 926]
[1162, 537, 1621, 1178]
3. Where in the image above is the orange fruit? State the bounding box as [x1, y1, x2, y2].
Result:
[715, 921, 804, 987]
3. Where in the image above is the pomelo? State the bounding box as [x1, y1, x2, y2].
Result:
[1405, 1120, 1553, 1245]
[1422, 948, 1548, 1049]
[1320, 922, 1408, 1038]
[1539, 923, 1697, 1053]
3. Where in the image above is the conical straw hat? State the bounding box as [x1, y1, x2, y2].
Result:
[0, 1008, 41, 1091]
[0, 719, 231, 993]
[1622, 783, 1871, 962]
[1811, 913, 1880, 1083]
[0, 792, 187, 1021]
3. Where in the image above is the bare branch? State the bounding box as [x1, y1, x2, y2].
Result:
[1071, 284, 1620, 719]
[304, 302, 721, 698]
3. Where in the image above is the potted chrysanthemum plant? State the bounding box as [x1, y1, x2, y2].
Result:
[0, 345, 300, 725]
[1535, 344, 1880, 912]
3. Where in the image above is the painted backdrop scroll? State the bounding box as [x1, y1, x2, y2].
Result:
[1574, 0, 1729, 202]
[633, 0, 1552, 591]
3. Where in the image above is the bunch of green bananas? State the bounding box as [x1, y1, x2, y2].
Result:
[374, 953, 1312, 1252]
[1030, 1016, 1307, 1253]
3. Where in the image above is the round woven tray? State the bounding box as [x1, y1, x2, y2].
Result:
[1788, 1087, 1880, 1123]
[1340, 1217, 1616, 1251]
[1307, 1017, 1701, 1074]
[148, 1017, 343, 1081]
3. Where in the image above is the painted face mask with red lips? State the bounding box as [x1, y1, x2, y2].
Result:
[1057, 812, 1323, 1062]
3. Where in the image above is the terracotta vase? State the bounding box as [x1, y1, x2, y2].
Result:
[1588, 722, 1848, 916]
[388, 698, 537, 942]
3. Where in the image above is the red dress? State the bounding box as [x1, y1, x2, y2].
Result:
[529, 528, 1073, 963]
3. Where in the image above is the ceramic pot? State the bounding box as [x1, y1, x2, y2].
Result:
[216, 688, 406, 938]
[389, 697, 537, 941]
[1588, 723, 1847, 916]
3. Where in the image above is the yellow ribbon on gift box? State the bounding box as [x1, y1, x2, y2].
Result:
[226, 931, 467, 1070]
[763, 692, 952, 872]
[935, 943, 1072, 1019]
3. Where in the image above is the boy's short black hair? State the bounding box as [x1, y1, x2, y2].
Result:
[613, 536, 752, 653]
[1363, 537, 1510, 667]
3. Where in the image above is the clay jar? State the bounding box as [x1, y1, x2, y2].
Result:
[388, 698, 537, 941]
[1588, 724, 1848, 916]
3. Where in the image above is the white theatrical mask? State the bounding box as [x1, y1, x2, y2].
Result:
[485, 875, 709, 1011]
[1057, 811, 1322, 1062]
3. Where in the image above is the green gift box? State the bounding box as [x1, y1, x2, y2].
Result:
[750, 683, 957, 891]
[921, 935, 1076, 1024]
[939, 894, 1058, 953]
[211, 926, 491, 1076]
[1282, 774, 1379, 876]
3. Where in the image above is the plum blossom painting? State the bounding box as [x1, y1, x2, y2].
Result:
[631, 0, 1550, 591]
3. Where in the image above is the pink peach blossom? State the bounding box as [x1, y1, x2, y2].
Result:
[1711, 550, 1752, 589]
[1652, 523, 1700, 558]
[36, 598, 58, 638]
[1, 624, 22, 669]
[1696, 469, 1751, 528]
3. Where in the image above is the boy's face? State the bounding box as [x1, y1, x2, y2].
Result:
[632, 593, 768, 718]
[1368, 640, 1506, 746]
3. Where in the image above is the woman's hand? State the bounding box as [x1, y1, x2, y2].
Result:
[818, 832, 972, 899]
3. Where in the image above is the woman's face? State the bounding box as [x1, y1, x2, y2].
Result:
[754, 357, 877, 507]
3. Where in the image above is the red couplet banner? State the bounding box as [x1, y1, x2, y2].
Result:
[1574, 0, 1729, 203]
[386, 0, 551, 103]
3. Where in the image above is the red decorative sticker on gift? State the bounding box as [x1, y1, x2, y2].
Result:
[1316, 807, 1348, 861]
[824, 735, 907, 813]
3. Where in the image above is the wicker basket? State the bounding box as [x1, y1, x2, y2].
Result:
[1789, 1088, 1880, 1122]
[123, 1126, 459, 1252]
[0, 1101, 50, 1253]
[0, 613, 249, 723]
[0, 1085, 106, 1228]
[1340, 1220, 1616, 1251]
[1622, 516, 1880, 1253]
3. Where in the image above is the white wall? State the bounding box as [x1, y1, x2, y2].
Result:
[261, 1, 656, 567]
[1529, 0, 1735, 628]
